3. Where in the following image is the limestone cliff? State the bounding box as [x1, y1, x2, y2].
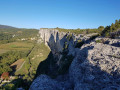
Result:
[38, 28, 97, 56]
[30, 28, 120, 90]
[38, 28, 67, 54]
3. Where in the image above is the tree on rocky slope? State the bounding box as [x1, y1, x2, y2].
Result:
[101, 19, 120, 38]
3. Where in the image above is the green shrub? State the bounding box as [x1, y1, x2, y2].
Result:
[3, 83, 15, 90]
[89, 34, 99, 40]
[96, 40, 102, 43]
[56, 27, 100, 34]
[75, 40, 85, 48]
[66, 34, 73, 41]
[101, 19, 120, 38]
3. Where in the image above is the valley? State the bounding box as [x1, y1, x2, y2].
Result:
[0, 19, 120, 90]
[0, 0, 120, 89]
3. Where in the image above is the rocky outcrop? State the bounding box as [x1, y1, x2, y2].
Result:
[69, 42, 120, 89]
[30, 29, 120, 90]
[30, 75, 62, 90]
[95, 37, 120, 47]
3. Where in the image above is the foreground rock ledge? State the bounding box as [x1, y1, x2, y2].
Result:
[30, 39, 120, 90]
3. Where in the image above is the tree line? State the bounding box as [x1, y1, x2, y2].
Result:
[101, 19, 120, 38]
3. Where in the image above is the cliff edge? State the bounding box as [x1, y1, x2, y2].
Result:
[30, 28, 120, 90]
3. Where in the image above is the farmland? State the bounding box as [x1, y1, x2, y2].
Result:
[0, 41, 34, 52]
[0, 27, 41, 89]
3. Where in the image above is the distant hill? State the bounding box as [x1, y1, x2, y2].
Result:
[0, 24, 16, 29]
[0, 24, 39, 41]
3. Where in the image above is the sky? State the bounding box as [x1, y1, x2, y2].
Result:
[0, 0, 120, 29]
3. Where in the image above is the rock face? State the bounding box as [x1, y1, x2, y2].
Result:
[38, 28, 67, 53]
[69, 42, 120, 89]
[30, 29, 120, 90]
[38, 28, 97, 56]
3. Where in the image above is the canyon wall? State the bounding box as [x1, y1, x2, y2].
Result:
[30, 28, 120, 90]
[38, 28, 78, 56]
[38, 28, 67, 53]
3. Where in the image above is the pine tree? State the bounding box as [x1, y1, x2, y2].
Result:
[115, 20, 119, 28]
[98, 26, 104, 30]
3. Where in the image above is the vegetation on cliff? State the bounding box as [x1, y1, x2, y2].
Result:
[101, 19, 120, 38]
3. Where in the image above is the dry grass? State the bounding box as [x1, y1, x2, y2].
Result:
[10, 59, 24, 70]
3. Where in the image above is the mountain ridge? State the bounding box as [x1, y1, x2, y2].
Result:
[0, 24, 16, 29]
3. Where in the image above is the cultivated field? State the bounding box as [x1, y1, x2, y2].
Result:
[0, 41, 34, 54]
